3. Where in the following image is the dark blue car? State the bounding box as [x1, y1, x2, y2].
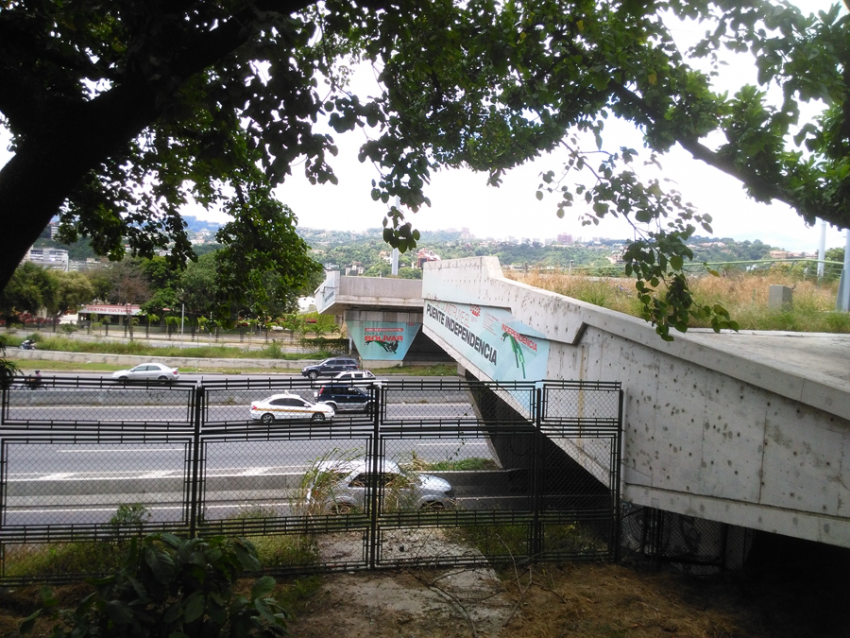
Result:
[313, 384, 374, 413]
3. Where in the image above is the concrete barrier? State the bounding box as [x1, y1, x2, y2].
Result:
[6, 470, 517, 499]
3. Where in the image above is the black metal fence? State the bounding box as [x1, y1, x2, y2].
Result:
[0, 376, 622, 584]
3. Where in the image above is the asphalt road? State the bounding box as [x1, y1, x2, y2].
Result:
[1, 373, 501, 526]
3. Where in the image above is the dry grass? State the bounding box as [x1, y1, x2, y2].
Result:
[510, 269, 850, 333]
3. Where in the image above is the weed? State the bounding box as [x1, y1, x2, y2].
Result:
[2, 542, 125, 579]
[265, 339, 284, 359]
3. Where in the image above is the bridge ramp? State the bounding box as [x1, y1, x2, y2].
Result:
[422, 257, 850, 549]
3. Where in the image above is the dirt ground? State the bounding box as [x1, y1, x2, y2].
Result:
[284, 559, 848, 638]
[3, 532, 849, 638]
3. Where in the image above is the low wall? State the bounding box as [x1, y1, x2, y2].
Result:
[5, 470, 516, 499]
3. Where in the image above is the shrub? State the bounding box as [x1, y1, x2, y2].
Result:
[21, 533, 289, 637]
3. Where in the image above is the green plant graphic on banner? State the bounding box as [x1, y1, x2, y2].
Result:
[502, 332, 527, 378]
[370, 339, 400, 354]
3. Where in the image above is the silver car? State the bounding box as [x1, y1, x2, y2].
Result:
[332, 370, 386, 387]
[111, 362, 180, 382]
[304, 459, 455, 514]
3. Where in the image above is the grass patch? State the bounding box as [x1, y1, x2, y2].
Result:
[446, 521, 606, 560]
[2, 541, 126, 579]
[224, 506, 321, 568]
[403, 455, 498, 471]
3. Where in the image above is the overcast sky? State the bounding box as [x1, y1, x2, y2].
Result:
[2, 1, 847, 252]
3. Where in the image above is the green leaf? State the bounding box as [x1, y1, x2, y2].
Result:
[104, 600, 135, 625]
[184, 591, 206, 624]
[251, 575, 277, 600]
[164, 601, 184, 624]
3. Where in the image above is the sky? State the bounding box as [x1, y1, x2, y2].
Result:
[1, 0, 847, 252]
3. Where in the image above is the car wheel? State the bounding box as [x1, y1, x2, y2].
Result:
[157, 375, 168, 383]
[118, 375, 129, 381]
[421, 501, 445, 511]
[308, 371, 319, 380]
[311, 412, 326, 422]
[261, 413, 275, 424]
[324, 402, 337, 412]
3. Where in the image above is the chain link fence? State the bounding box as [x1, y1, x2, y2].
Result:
[1, 376, 621, 584]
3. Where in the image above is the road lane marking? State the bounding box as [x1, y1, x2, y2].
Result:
[58, 448, 185, 453]
[37, 473, 74, 480]
[139, 470, 175, 479]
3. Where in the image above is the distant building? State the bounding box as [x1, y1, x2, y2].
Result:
[25, 247, 69, 271]
[416, 249, 441, 269]
[769, 250, 812, 259]
[557, 233, 574, 244]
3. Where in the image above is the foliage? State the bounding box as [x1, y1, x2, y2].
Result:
[298, 337, 348, 355]
[20, 534, 289, 638]
[2, 1, 849, 339]
[109, 503, 151, 540]
[0, 262, 58, 325]
[0, 334, 20, 389]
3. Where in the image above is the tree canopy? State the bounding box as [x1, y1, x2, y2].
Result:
[1, 0, 848, 338]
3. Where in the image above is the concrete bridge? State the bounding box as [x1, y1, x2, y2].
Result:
[318, 257, 850, 551]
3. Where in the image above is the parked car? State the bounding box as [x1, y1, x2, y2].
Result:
[332, 370, 385, 387]
[301, 357, 359, 380]
[250, 393, 335, 423]
[111, 362, 180, 382]
[304, 458, 455, 514]
[313, 384, 375, 413]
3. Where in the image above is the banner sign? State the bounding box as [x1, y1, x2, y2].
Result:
[347, 320, 421, 361]
[81, 305, 142, 316]
[424, 301, 549, 382]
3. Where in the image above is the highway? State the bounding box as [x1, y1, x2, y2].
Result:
[1, 374, 502, 527]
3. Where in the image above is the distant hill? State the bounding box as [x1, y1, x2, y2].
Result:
[183, 215, 222, 234]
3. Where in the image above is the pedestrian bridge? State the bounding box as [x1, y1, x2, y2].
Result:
[319, 257, 850, 550]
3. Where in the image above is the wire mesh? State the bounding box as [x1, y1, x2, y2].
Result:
[1, 438, 191, 534]
[0, 376, 622, 583]
[1, 376, 196, 431]
[619, 503, 754, 574]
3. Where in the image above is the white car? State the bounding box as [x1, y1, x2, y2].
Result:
[111, 362, 180, 382]
[332, 370, 385, 387]
[250, 393, 335, 424]
[304, 458, 455, 514]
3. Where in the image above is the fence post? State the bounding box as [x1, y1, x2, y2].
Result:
[368, 386, 382, 569]
[530, 386, 544, 558]
[612, 389, 624, 563]
[188, 383, 205, 538]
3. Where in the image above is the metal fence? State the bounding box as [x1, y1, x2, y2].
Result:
[0, 376, 622, 584]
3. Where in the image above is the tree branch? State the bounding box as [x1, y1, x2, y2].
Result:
[607, 79, 811, 216]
